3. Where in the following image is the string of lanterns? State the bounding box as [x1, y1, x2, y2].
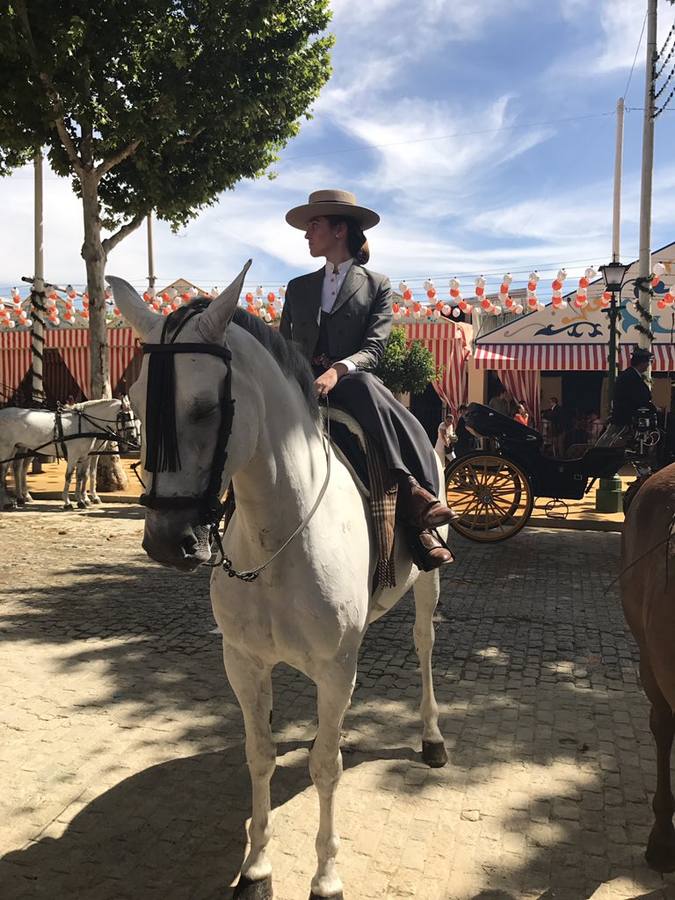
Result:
[2, 264, 674, 330]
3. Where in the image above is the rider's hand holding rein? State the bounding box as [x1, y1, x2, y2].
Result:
[315, 362, 348, 397]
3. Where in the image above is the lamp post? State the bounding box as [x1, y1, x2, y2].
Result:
[599, 260, 631, 404]
[594, 260, 631, 514]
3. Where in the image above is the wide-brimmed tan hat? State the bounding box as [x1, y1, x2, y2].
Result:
[285, 189, 380, 230]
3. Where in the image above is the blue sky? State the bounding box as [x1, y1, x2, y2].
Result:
[3, 0, 675, 301]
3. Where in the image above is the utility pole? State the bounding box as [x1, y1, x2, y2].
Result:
[147, 212, 156, 290]
[31, 150, 46, 406]
[637, 0, 658, 352]
[612, 97, 624, 266]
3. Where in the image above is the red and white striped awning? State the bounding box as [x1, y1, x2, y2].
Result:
[474, 343, 609, 371]
[475, 341, 675, 372]
[0, 327, 140, 397]
[619, 344, 675, 372]
[404, 321, 470, 413]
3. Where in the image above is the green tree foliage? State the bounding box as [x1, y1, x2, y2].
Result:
[0, 0, 332, 395]
[375, 326, 440, 396]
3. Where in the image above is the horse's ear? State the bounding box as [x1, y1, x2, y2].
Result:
[106, 276, 157, 340]
[198, 259, 252, 342]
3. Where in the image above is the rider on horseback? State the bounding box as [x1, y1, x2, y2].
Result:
[280, 190, 456, 570]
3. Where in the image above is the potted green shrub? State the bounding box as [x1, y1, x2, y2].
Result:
[375, 326, 440, 405]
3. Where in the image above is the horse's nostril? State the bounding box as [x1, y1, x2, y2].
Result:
[180, 534, 199, 557]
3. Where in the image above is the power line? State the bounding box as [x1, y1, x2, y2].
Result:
[5, 110, 617, 180]
[624, 11, 648, 100]
[279, 112, 616, 162]
[655, 17, 675, 77]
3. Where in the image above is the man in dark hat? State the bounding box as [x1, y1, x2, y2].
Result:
[281, 189, 456, 570]
[611, 347, 654, 426]
[597, 346, 655, 447]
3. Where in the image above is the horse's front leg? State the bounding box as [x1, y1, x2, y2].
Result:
[12, 459, 26, 506]
[75, 460, 90, 508]
[62, 462, 76, 509]
[88, 453, 101, 504]
[413, 570, 448, 767]
[0, 460, 15, 510]
[19, 458, 32, 503]
[309, 661, 357, 900]
[643, 657, 675, 871]
[224, 643, 275, 900]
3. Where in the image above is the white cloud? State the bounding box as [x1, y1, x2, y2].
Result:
[318, 94, 553, 215]
[554, 0, 674, 78]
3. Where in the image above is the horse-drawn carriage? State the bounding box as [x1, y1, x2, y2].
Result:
[445, 402, 638, 542]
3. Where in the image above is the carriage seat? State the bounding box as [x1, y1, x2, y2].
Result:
[464, 403, 543, 448]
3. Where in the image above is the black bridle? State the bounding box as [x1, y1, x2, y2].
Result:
[138, 308, 235, 532]
[137, 304, 332, 582]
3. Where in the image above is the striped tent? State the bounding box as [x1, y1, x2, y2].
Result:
[404, 320, 470, 414]
[0, 327, 140, 401]
[474, 342, 675, 372]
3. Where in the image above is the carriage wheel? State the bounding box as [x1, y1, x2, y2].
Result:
[445, 453, 533, 543]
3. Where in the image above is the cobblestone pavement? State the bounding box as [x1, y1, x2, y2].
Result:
[1, 502, 674, 900]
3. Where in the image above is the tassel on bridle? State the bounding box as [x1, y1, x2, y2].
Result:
[145, 348, 181, 473]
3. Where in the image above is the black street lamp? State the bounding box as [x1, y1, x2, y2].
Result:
[595, 261, 631, 515]
[599, 261, 631, 405]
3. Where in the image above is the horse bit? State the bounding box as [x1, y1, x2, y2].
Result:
[137, 306, 331, 581]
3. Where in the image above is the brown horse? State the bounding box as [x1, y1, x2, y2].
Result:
[621, 463, 675, 871]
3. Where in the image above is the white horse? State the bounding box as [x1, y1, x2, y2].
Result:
[0, 398, 132, 510]
[109, 264, 450, 900]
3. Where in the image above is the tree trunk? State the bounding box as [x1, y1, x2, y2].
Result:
[81, 175, 110, 400]
[80, 174, 128, 492]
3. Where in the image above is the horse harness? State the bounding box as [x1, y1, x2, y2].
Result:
[137, 306, 331, 581]
[0, 403, 140, 466]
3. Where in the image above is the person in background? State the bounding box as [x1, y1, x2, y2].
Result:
[488, 386, 512, 417]
[586, 410, 603, 442]
[542, 396, 565, 456]
[514, 402, 529, 426]
[455, 404, 478, 457]
[434, 412, 457, 463]
[597, 347, 655, 447]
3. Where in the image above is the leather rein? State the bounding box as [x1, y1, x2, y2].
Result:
[137, 307, 331, 581]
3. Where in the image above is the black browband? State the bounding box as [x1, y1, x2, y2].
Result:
[141, 343, 232, 362]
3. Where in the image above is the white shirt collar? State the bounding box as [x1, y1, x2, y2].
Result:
[325, 258, 354, 276]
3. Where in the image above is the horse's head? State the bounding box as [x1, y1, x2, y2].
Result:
[107, 262, 255, 572]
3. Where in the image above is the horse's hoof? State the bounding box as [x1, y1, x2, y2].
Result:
[309, 892, 343, 899]
[646, 824, 675, 872]
[63, 503, 73, 511]
[422, 740, 448, 768]
[91, 496, 102, 505]
[233, 874, 273, 899]
[2, 501, 17, 511]
[15, 497, 26, 507]
[77, 500, 87, 509]
[24, 493, 32, 503]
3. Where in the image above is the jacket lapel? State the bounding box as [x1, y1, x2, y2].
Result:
[303, 268, 324, 326]
[330, 264, 366, 315]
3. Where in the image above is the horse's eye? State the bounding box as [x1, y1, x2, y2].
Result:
[191, 402, 218, 421]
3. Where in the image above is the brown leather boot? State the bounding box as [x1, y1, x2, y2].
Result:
[401, 476, 459, 529]
[415, 529, 455, 570]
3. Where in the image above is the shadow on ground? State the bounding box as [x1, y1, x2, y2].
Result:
[2, 528, 673, 899]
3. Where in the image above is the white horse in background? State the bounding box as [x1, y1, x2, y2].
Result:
[0, 398, 133, 510]
[109, 263, 452, 900]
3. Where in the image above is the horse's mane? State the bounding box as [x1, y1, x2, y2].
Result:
[166, 300, 319, 419]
